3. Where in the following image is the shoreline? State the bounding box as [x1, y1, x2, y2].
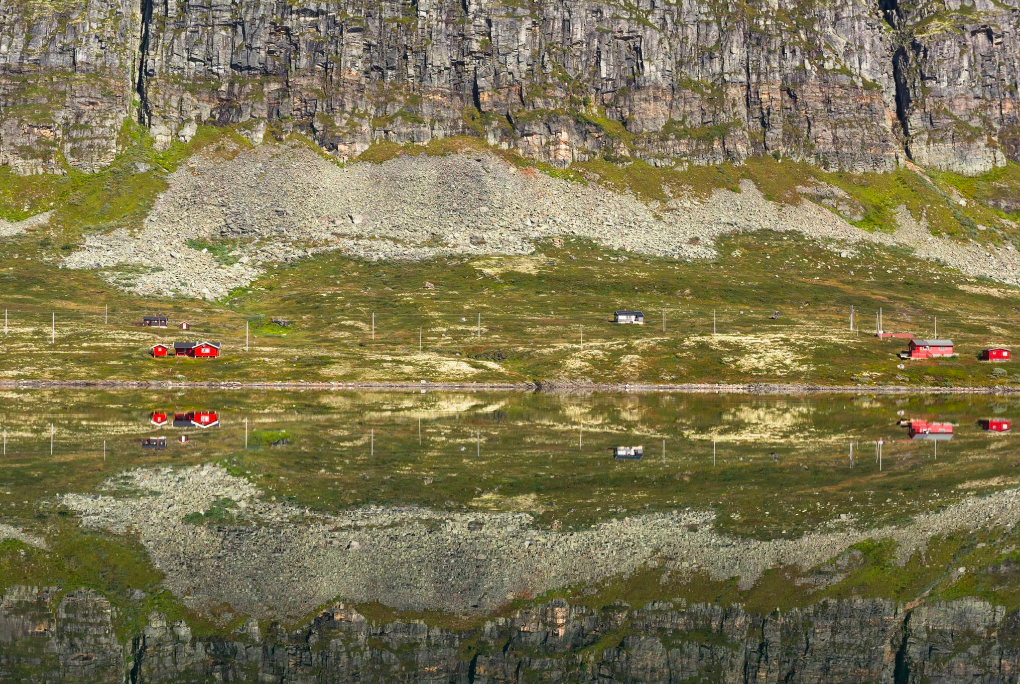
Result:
[2, 379, 1019, 395]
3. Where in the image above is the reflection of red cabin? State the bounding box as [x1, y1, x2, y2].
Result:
[982, 348, 1011, 362]
[172, 411, 219, 429]
[980, 419, 1011, 433]
[152, 343, 170, 358]
[907, 420, 954, 440]
[191, 411, 219, 428]
[906, 339, 954, 360]
[150, 411, 169, 427]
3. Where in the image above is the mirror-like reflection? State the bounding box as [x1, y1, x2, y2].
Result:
[2, 390, 1020, 681]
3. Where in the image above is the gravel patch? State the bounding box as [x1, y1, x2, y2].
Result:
[61, 142, 1020, 300]
[61, 465, 1020, 621]
[0, 211, 52, 238]
[0, 522, 48, 550]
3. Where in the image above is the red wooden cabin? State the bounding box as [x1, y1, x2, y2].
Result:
[905, 339, 954, 360]
[193, 342, 220, 358]
[980, 419, 1011, 432]
[982, 348, 1011, 362]
[152, 343, 170, 358]
[150, 411, 169, 427]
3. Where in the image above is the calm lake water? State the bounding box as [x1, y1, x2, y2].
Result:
[3, 389, 1020, 683]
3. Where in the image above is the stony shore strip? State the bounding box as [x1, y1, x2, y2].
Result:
[2, 379, 1019, 395]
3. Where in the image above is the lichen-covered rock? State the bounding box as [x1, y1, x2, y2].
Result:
[0, 0, 1017, 175]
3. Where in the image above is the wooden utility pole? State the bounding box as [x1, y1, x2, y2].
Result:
[105, 304, 108, 325]
[419, 327, 422, 352]
[244, 418, 248, 449]
[50, 424, 53, 455]
[418, 418, 421, 444]
[246, 321, 249, 352]
[103, 440, 106, 461]
[662, 308, 665, 332]
[3, 308, 6, 335]
[713, 439, 716, 466]
[372, 312, 375, 340]
[850, 305, 854, 332]
[477, 313, 481, 338]
[713, 309, 717, 336]
[934, 316, 938, 338]
[51, 313, 55, 344]
[579, 325, 583, 347]
[2, 428, 5, 455]
[370, 428, 374, 456]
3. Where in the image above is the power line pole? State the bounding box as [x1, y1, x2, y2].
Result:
[50, 424, 53, 455]
[244, 418, 248, 449]
[477, 313, 481, 338]
[246, 321, 249, 352]
[662, 308, 665, 332]
[372, 312, 375, 340]
[51, 313, 55, 344]
[3, 308, 6, 335]
[104, 304, 108, 325]
[419, 327, 422, 352]
[713, 309, 716, 336]
[849, 305, 854, 332]
[579, 325, 583, 347]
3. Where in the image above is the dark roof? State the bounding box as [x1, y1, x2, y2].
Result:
[173, 342, 195, 350]
[911, 339, 953, 346]
[615, 310, 644, 316]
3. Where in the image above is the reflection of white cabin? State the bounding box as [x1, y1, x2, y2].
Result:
[614, 310, 644, 325]
[614, 446, 644, 460]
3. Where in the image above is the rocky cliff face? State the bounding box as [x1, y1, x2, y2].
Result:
[3, 585, 1020, 683]
[0, 0, 1017, 176]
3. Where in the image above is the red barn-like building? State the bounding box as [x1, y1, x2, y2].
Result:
[150, 411, 169, 427]
[982, 348, 1011, 362]
[191, 411, 219, 428]
[980, 419, 1011, 432]
[152, 343, 170, 358]
[906, 339, 954, 360]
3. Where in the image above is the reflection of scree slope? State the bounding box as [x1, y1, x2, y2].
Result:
[63, 465, 1020, 621]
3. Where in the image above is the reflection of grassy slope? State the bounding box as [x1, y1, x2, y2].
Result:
[2, 390, 1020, 634]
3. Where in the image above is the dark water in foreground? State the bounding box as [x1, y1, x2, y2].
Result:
[1, 390, 1019, 682]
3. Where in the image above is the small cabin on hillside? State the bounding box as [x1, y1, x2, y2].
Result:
[142, 316, 168, 328]
[152, 343, 170, 358]
[173, 342, 221, 358]
[614, 310, 644, 325]
[980, 418, 1011, 433]
[190, 411, 219, 428]
[142, 436, 167, 449]
[179, 321, 191, 330]
[982, 348, 1011, 362]
[903, 339, 954, 360]
[613, 446, 644, 460]
[150, 411, 168, 427]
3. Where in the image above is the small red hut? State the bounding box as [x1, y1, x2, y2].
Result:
[152, 343, 170, 358]
[982, 348, 1011, 362]
[150, 411, 169, 427]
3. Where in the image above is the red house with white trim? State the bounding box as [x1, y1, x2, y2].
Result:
[173, 342, 221, 358]
[152, 343, 170, 358]
[904, 339, 954, 360]
[980, 419, 1011, 432]
[982, 348, 1011, 362]
[150, 411, 169, 427]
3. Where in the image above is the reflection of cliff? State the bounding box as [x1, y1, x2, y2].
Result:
[62, 466, 1020, 619]
[2, 586, 1019, 682]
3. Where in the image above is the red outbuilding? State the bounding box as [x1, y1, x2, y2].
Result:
[905, 339, 954, 360]
[152, 343, 170, 358]
[982, 348, 1011, 362]
[980, 419, 1011, 432]
[150, 411, 169, 427]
